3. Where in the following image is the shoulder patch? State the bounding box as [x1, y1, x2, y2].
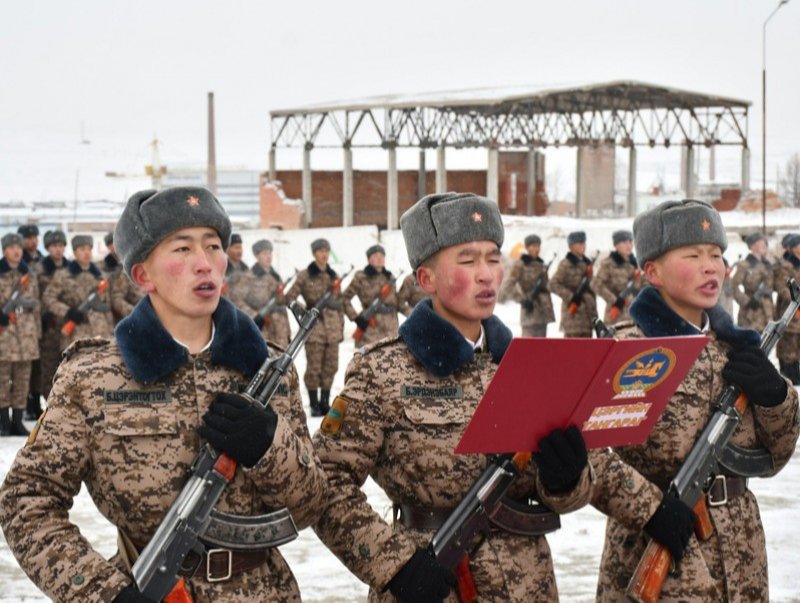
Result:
[61, 336, 113, 362]
[320, 395, 350, 435]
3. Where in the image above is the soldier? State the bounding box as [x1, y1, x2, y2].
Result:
[775, 233, 800, 384]
[110, 268, 146, 320]
[499, 234, 555, 337]
[343, 244, 400, 345]
[0, 233, 40, 436]
[43, 235, 115, 349]
[225, 233, 249, 284]
[590, 200, 799, 601]
[0, 186, 326, 602]
[396, 272, 427, 316]
[718, 256, 735, 315]
[33, 230, 69, 415]
[732, 232, 774, 331]
[18, 224, 43, 265]
[284, 238, 345, 417]
[313, 193, 593, 602]
[98, 231, 122, 281]
[549, 231, 597, 337]
[593, 230, 640, 325]
[231, 239, 292, 348]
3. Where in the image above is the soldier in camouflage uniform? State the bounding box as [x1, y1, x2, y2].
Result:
[593, 230, 641, 325]
[396, 272, 427, 316]
[313, 193, 593, 603]
[231, 239, 292, 348]
[0, 186, 326, 603]
[18, 224, 43, 265]
[775, 233, 800, 384]
[0, 233, 40, 436]
[343, 244, 400, 346]
[110, 268, 146, 319]
[499, 234, 555, 337]
[284, 238, 346, 417]
[590, 200, 799, 602]
[97, 232, 123, 319]
[224, 233, 249, 290]
[18, 225, 44, 420]
[732, 232, 774, 332]
[549, 231, 597, 337]
[43, 235, 115, 349]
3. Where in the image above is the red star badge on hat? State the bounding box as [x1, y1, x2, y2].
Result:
[187, 195, 200, 207]
[472, 211, 483, 223]
[701, 219, 710, 231]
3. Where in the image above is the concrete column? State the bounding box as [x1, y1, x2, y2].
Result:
[742, 147, 751, 191]
[436, 144, 447, 193]
[268, 147, 277, 181]
[628, 146, 637, 217]
[575, 147, 583, 218]
[387, 146, 398, 230]
[709, 145, 716, 182]
[487, 147, 499, 203]
[343, 146, 354, 227]
[418, 149, 426, 200]
[526, 149, 536, 215]
[685, 144, 697, 198]
[302, 145, 313, 224]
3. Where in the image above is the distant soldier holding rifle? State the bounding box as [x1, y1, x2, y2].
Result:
[312, 193, 593, 602]
[774, 233, 800, 385]
[231, 238, 293, 347]
[0, 233, 40, 437]
[589, 199, 799, 602]
[500, 234, 555, 337]
[343, 244, 401, 345]
[550, 230, 598, 338]
[594, 230, 641, 325]
[732, 231, 774, 331]
[0, 187, 326, 602]
[285, 238, 347, 417]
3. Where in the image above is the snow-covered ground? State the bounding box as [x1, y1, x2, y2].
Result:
[2, 211, 800, 601]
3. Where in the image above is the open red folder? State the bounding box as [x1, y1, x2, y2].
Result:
[456, 336, 709, 454]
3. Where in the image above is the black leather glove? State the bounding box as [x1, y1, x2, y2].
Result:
[66, 307, 86, 324]
[253, 314, 265, 329]
[533, 425, 588, 493]
[643, 495, 696, 561]
[613, 296, 625, 310]
[722, 346, 787, 407]
[521, 298, 534, 312]
[355, 316, 370, 331]
[388, 549, 456, 603]
[199, 392, 278, 468]
[746, 298, 761, 311]
[112, 585, 150, 603]
[0, 311, 9, 327]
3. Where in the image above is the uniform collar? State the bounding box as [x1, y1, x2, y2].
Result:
[68, 260, 102, 278]
[103, 254, 119, 271]
[0, 258, 29, 275]
[520, 254, 542, 265]
[41, 255, 65, 274]
[398, 299, 512, 377]
[308, 261, 337, 279]
[115, 296, 268, 384]
[610, 251, 638, 267]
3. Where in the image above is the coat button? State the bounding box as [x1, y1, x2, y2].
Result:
[359, 544, 370, 558]
[301, 454, 311, 466]
[71, 574, 85, 586]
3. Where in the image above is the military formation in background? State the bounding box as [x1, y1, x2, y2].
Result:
[549, 231, 598, 338]
[500, 234, 555, 337]
[593, 230, 641, 325]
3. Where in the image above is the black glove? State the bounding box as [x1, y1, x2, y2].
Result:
[521, 298, 534, 312]
[746, 298, 761, 311]
[112, 585, 151, 603]
[643, 495, 696, 561]
[722, 346, 787, 407]
[199, 392, 278, 468]
[253, 314, 265, 329]
[613, 296, 625, 310]
[355, 316, 370, 331]
[66, 307, 86, 324]
[388, 549, 456, 603]
[0, 312, 9, 327]
[533, 425, 588, 493]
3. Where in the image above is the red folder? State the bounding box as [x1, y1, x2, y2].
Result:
[456, 336, 709, 454]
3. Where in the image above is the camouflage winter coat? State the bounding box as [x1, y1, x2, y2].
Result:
[284, 262, 345, 345]
[0, 259, 40, 361]
[499, 254, 555, 327]
[342, 265, 400, 345]
[549, 252, 598, 335]
[593, 251, 640, 324]
[110, 270, 146, 320]
[396, 273, 428, 317]
[732, 253, 775, 332]
[775, 253, 800, 334]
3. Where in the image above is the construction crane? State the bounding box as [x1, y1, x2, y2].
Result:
[105, 136, 167, 190]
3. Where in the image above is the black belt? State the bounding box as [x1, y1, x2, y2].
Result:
[707, 475, 748, 506]
[135, 540, 269, 583]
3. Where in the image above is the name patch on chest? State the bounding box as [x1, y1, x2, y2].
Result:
[103, 390, 172, 404]
[400, 384, 463, 399]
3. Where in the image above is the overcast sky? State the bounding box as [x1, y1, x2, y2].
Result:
[1, 0, 798, 201]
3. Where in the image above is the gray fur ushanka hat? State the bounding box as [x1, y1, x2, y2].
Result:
[114, 187, 232, 277]
[400, 192, 504, 269]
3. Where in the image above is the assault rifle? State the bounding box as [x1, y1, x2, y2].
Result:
[627, 278, 800, 603]
[0, 274, 36, 333]
[255, 269, 299, 327]
[353, 270, 403, 342]
[313, 265, 354, 312]
[522, 254, 556, 311]
[746, 280, 771, 311]
[567, 253, 599, 315]
[131, 302, 322, 602]
[61, 279, 109, 336]
[609, 269, 642, 321]
[593, 318, 617, 339]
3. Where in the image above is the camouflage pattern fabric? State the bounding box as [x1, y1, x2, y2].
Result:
[499, 255, 555, 329]
[775, 254, 800, 361]
[0, 266, 41, 362]
[593, 252, 639, 324]
[304, 342, 339, 390]
[396, 274, 428, 317]
[591, 322, 800, 602]
[34, 257, 68, 397]
[230, 265, 291, 348]
[549, 253, 598, 337]
[342, 267, 400, 346]
[732, 254, 775, 331]
[110, 271, 145, 320]
[284, 264, 345, 345]
[0, 338, 326, 602]
[0, 361, 32, 410]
